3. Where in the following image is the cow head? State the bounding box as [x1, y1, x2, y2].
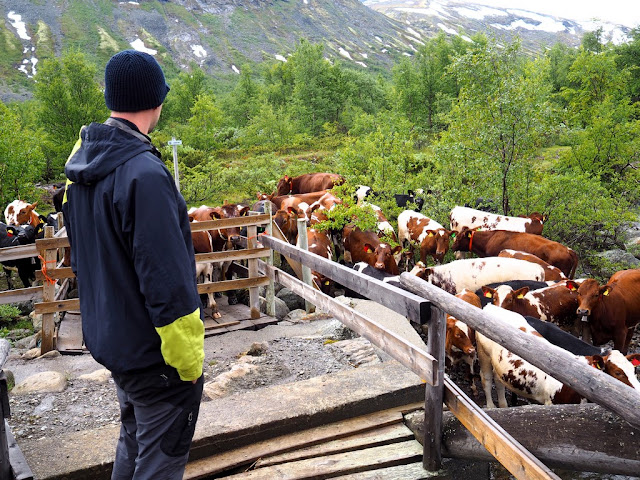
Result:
[451, 227, 475, 252]
[274, 208, 298, 244]
[445, 316, 476, 356]
[276, 175, 293, 196]
[4, 200, 39, 226]
[421, 229, 453, 264]
[574, 278, 610, 317]
[587, 351, 640, 390]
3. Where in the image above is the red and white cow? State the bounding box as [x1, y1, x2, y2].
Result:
[276, 173, 344, 195]
[4, 200, 41, 227]
[306, 227, 334, 294]
[478, 304, 640, 407]
[188, 218, 221, 319]
[449, 206, 544, 235]
[498, 249, 566, 281]
[397, 210, 452, 266]
[273, 208, 300, 244]
[481, 281, 581, 332]
[445, 289, 480, 394]
[567, 269, 640, 353]
[410, 257, 545, 295]
[452, 228, 578, 278]
[343, 225, 401, 275]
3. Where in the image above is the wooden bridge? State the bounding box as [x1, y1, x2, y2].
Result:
[1, 213, 640, 479]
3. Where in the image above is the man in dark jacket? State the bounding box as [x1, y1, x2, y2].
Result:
[62, 50, 204, 480]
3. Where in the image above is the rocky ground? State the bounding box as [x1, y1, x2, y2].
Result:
[3, 308, 387, 442]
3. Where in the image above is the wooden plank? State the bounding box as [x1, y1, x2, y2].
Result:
[35, 267, 75, 281]
[35, 236, 69, 250]
[0, 244, 37, 262]
[263, 263, 438, 387]
[205, 320, 241, 330]
[422, 306, 446, 471]
[247, 216, 260, 319]
[184, 406, 415, 479]
[198, 276, 270, 294]
[56, 314, 86, 353]
[332, 462, 430, 480]
[255, 423, 415, 467]
[40, 226, 57, 353]
[0, 286, 42, 304]
[222, 440, 423, 479]
[443, 378, 559, 480]
[189, 214, 270, 232]
[399, 273, 640, 429]
[195, 247, 270, 264]
[260, 235, 430, 325]
[34, 298, 80, 315]
[439, 402, 640, 476]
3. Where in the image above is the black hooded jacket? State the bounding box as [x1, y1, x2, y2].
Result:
[63, 120, 204, 379]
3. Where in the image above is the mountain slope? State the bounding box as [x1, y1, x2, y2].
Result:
[0, 0, 422, 101]
[363, 0, 631, 55]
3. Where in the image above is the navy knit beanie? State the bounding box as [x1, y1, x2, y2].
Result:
[104, 50, 170, 112]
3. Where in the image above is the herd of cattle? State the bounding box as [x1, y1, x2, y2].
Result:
[2, 173, 640, 408]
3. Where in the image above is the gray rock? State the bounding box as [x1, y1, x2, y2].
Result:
[34, 395, 56, 415]
[284, 309, 308, 323]
[595, 249, 640, 268]
[319, 319, 358, 341]
[77, 369, 111, 384]
[12, 371, 67, 395]
[276, 288, 306, 311]
[259, 296, 289, 320]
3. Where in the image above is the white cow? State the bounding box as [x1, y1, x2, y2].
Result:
[449, 206, 544, 235]
[410, 257, 545, 295]
[477, 305, 640, 407]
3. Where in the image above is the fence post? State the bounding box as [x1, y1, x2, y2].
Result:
[40, 226, 56, 354]
[295, 218, 314, 313]
[423, 305, 446, 471]
[247, 212, 260, 319]
[265, 204, 276, 317]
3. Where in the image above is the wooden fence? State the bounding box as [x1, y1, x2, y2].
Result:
[2, 221, 640, 478]
[258, 234, 640, 479]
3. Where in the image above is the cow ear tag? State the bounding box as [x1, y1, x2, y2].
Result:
[631, 358, 640, 366]
[363, 245, 373, 254]
[484, 291, 492, 298]
[603, 288, 610, 296]
[427, 232, 433, 237]
[517, 294, 525, 299]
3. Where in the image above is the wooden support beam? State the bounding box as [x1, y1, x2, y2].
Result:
[189, 214, 270, 232]
[0, 286, 42, 304]
[194, 247, 270, 264]
[40, 226, 57, 353]
[260, 235, 429, 325]
[35, 267, 75, 281]
[442, 378, 559, 480]
[262, 263, 438, 386]
[422, 306, 446, 471]
[399, 273, 640, 430]
[247, 213, 260, 319]
[34, 299, 80, 315]
[197, 276, 270, 294]
[0, 244, 37, 262]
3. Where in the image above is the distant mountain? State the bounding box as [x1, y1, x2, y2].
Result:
[362, 0, 631, 55]
[0, 0, 632, 103]
[0, 0, 423, 102]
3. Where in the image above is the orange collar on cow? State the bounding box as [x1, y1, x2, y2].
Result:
[468, 230, 475, 252]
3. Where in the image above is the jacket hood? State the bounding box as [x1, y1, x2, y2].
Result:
[65, 122, 154, 185]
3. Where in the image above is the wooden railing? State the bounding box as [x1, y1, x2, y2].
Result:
[259, 234, 640, 479]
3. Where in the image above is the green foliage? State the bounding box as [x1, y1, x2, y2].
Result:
[0, 305, 20, 323]
[34, 50, 108, 179]
[0, 102, 45, 208]
[435, 39, 556, 215]
[161, 67, 210, 127]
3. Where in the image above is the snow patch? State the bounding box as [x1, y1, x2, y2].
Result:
[375, 36, 383, 43]
[130, 38, 157, 55]
[232, 65, 240, 74]
[360, 53, 368, 59]
[406, 27, 422, 38]
[338, 47, 353, 60]
[453, 6, 508, 20]
[355, 61, 367, 68]
[8, 11, 30, 40]
[275, 54, 287, 62]
[396, 5, 451, 19]
[191, 44, 207, 58]
[438, 23, 459, 35]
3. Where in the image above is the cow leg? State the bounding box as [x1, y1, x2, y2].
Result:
[477, 339, 496, 408]
[2, 267, 15, 290]
[494, 378, 508, 408]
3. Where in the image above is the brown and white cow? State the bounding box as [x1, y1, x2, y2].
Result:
[478, 304, 640, 407]
[273, 208, 300, 244]
[188, 218, 221, 319]
[567, 269, 640, 353]
[306, 228, 335, 294]
[498, 249, 566, 281]
[397, 210, 452, 267]
[410, 257, 545, 295]
[276, 173, 344, 195]
[445, 289, 480, 394]
[4, 200, 41, 227]
[449, 206, 544, 235]
[481, 282, 581, 333]
[452, 228, 578, 278]
[343, 225, 401, 275]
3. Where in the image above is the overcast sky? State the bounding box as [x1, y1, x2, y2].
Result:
[472, 0, 640, 28]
